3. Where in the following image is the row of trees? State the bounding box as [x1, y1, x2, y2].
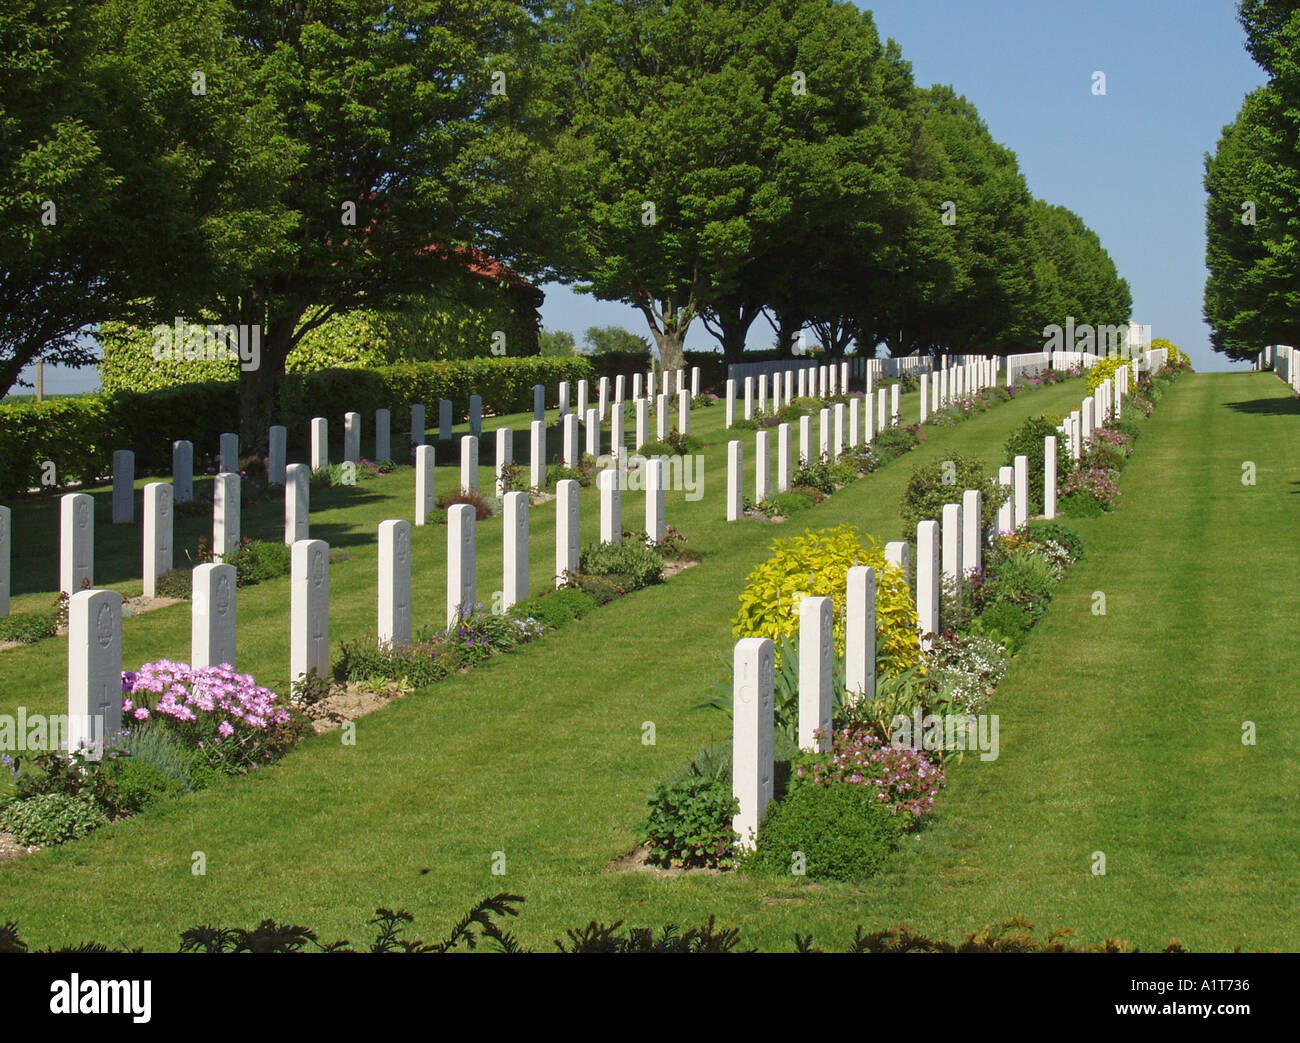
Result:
[1204, 1, 1300, 361]
[3, 0, 1130, 448]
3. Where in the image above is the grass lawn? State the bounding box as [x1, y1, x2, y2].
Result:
[6, 371, 1290, 952]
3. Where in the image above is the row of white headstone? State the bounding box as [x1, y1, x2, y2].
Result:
[730, 563, 880, 849]
[1059, 362, 1133, 463]
[61, 448, 675, 731]
[1257, 344, 1300, 394]
[920, 355, 1001, 423]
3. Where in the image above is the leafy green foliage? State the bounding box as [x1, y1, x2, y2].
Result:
[641, 774, 739, 870]
[0, 793, 106, 847]
[578, 541, 664, 591]
[97, 760, 182, 816]
[899, 455, 1005, 537]
[747, 783, 902, 882]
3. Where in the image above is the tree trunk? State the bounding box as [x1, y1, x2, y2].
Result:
[238, 293, 305, 457]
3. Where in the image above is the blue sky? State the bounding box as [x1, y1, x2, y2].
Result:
[538, 0, 1266, 372]
[23, 0, 1265, 394]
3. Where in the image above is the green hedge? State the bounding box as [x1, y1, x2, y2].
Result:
[0, 356, 595, 496]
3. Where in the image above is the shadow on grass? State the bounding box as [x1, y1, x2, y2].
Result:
[1222, 397, 1300, 416]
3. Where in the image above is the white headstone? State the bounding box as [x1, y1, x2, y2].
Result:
[755, 429, 771, 503]
[1044, 436, 1058, 520]
[285, 462, 309, 543]
[213, 472, 240, 561]
[559, 381, 570, 418]
[112, 450, 134, 524]
[503, 492, 529, 611]
[562, 413, 579, 467]
[799, 414, 812, 466]
[411, 403, 426, 448]
[832, 403, 845, 459]
[375, 408, 391, 462]
[446, 504, 476, 626]
[1013, 454, 1029, 527]
[378, 519, 412, 648]
[885, 540, 910, 586]
[439, 399, 453, 441]
[777, 422, 793, 493]
[818, 407, 831, 461]
[310, 417, 328, 469]
[920, 374, 929, 423]
[732, 636, 775, 851]
[343, 412, 361, 464]
[599, 467, 622, 544]
[461, 435, 479, 493]
[585, 407, 600, 457]
[268, 425, 287, 485]
[845, 565, 876, 704]
[848, 397, 861, 448]
[691, 367, 701, 397]
[797, 368, 807, 399]
[290, 538, 330, 685]
[655, 394, 669, 441]
[577, 379, 589, 419]
[726, 440, 744, 521]
[961, 489, 982, 575]
[555, 478, 579, 586]
[67, 588, 122, 757]
[611, 400, 625, 461]
[798, 596, 833, 752]
[61, 488, 93, 593]
[941, 502, 962, 586]
[744, 377, 754, 420]
[646, 456, 666, 543]
[677, 388, 690, 435]
[1081, 397, 1095, 446]
[632, 373, 643, 401]
[598, 376, 609, 421]
[142, 482, 173, 597]
[495, 427, 514, 498]
[192, 562, 236, 669]
[469, 395, 482, 439]
[530, 420, 545, 491]
[220, 432, 239, 474]
[173, 440, 194, 504]
[758, 374, 768, 414]
[916, 519, 940, 650]
[414, 446, 435, 526]
[635, 397, 649, 450]
[725, 379, 736, 428]
[533, 383, 546, 423]
[997, 465, 1014, 533]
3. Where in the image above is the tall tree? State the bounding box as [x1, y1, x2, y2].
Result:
[96, 0, 556, 450]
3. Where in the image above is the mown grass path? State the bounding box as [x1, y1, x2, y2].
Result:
[9, 373, 1247, 951]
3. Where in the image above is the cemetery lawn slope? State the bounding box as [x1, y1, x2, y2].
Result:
[0, 376, 1123, 951]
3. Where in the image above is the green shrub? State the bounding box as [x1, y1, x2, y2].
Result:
[110, 722, 199, 795]
[0, 608, 59, 645]
[872, 426, 918, 457]
[152, 568, 192, 599]
[1058, 491, 1106, 518]
[641, 774, 739, 870]
[507, 596, 573, 629]
[99, 760, 182, 816]
[579, 541, 664, 591]
[900, 455, 1005, 538]
[747, 783, 901, 882]
[0, 793, 107, 847]
[546, 588, 597, 619]
[639, 429, 703, 456]
[436, 489, 495, 520]
[227, 539, 292, 587]
[1027, 521, 1085, 561]
[765, 492, 813, 516]
[971, 600, 1034, 652]
[563, 572, 624, 605]
[334, 637, 450, 688]
[986, 550, 1057, 619]
[1004, 416, 1071, 515]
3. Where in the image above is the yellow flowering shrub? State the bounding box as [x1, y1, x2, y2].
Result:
[732, 524, 922, 676]
[1085, 355, 1126, 394]
[1150, 337, 1188, 368]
